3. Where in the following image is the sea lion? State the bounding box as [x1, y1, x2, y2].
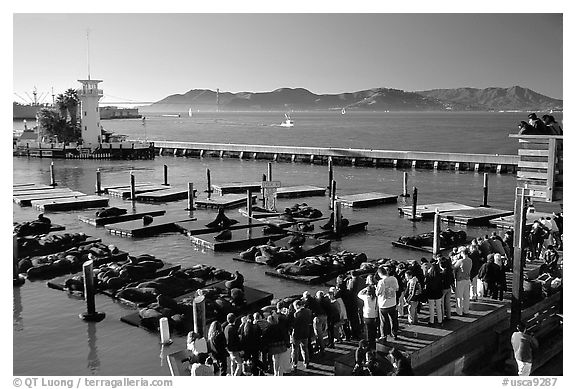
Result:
[142, 215, 154, 226]
[95, 207, 128, 218]
[230, 288, 245, 306]
[213, 229, 232, 241]
[116, 287, 158, 304]
[224, 271, 244, 289]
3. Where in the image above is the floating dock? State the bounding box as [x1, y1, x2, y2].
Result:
[78, 210, 167, 226]
[298, 220, 368, 239]
[211, 182, 262, 195]
[106, 216, 196, 237]
[174, 218, 267, 236]
[338, 192, 398, 207]
[189, 227, 287, 251]
[250, 215, 327, 229]
[32, 196, 109, 212]
[17, 237, 102, 259]
[13, 184, 56, 193]
[440, 207, 514, 226]
[276, 185, 326, 198]
[490, 211, 552, 229]
[106, 184, 169, 198]
[399, 202, 474, 219]
[232, 236, 331, 264]
[135, 188, 193, 202]
[195, 194, 257, 209]
[26, 251, 129, 280]
[391, 239, 471, 254]
[14, 191, 87, 206]
[265, 263, 359, 285]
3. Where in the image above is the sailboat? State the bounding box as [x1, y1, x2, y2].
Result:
[188, 108, 193, 117]
[280, 113, 294, 127]
[341, 107, 346, 115]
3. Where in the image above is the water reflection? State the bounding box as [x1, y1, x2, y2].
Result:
[13, 286, 23, 331]
[86, 322, 100, 374]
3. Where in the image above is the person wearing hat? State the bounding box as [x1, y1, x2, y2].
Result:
[519, 114, 551, 135]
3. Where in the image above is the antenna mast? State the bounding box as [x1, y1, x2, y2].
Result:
[86, 28, 91, 80]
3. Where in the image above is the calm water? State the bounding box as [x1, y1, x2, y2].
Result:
[12, 112, 561, 375]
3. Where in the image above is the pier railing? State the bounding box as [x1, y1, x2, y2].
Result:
[149, 140, 519, 172]
[509, 134, 563, 202]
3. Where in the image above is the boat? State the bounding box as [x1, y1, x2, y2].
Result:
[161, 114, 181, 118]
[188, 108, 193, 117]
[279, 113, 294, 128]
[341, 108, 346, 115]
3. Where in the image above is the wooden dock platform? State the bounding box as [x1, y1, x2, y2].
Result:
[135, 187, 193, 202]
[174, 218, 267, 236]
[490, 211, 552, 229]
[232, 236, 331, 264]
[17, 237, 101, 259]
[13, 187, 74, 196]
[276, 185, 326, 198]
[399, 202, 474, 219]
[440, 207, 514, 226]
[101, 182, 154, 192]
[251, 215, 327, 229]
[14, 191, 87, 206]
[32, 195, 109, 212]
[298, 220, 368, 239]
[195, 194, 257, 209]
[189, 228, 287, 251]
[212, 182, 262, 195]
[338, 192, 398, 207]
[238, 208, 282, 218]
[78, 210, 167, 226]
[13, 184, 56, 193]
[391, 239, 471, 254]
[106, 184, 169, 198]
[106, 216, 196, 237]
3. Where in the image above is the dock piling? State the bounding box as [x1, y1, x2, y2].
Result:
[186, 183, 195, 213]
[261, 174, 266, 205]
[481, 173, 489, 207]
[411, 187, 418, 222]
[159, 317, 172, 345]
[400, 172, 410, 197]
[333, 200, 342, 238]
[79, 260, 105, 322]
[206, 168, 212, 199]
[328, 159, 334, 197]
[130, 171, 136, 201]
[193, 294, 206, 337]
[13, 234, 24, 286]
[247, 190, 253, 220]
[95, 168, 102, 194]
[267, 162, 273, 182]
[330, 180, 337, 210]
[163, 164, 169, 186]
[511, 188, 529, 330]
[50, 162, 57, 186]
[432, 208, 441, 256]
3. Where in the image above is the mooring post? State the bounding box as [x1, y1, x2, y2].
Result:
[186, 183, 194, 213]
[482, 173, 489, 207]
[267, 162, 273, 182]
[400, 171, 410, 197]
[511, 187, 528, 330]
[193, 294, 206, 337]
[95, 168, 102, 194]
[206, 168, 212, 199]
[159, 317, 172, 345]
[13, 234, 24, 286]
[247, 189, 253, 220]
[79, 260, 105, 322]
[163, 164, 169, 186]
[411, 187, 418, 221]
[432, 208, 441, 256]
[50, 161, 56, 186]
[333, 200, 343, 238]
[130, 171, 136, 201]
[330, 180, 337, 210]
[328, 158, 333, 197]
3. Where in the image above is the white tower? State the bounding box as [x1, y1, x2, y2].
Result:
[77, 79, 103, 146]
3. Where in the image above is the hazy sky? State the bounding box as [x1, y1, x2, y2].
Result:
[13, 13, 563, 104]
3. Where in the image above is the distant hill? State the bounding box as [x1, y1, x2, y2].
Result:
[140, 86, 562, 113]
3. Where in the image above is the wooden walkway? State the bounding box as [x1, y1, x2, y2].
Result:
[338, 192, 398, 207]
[135, 187, 192, 202]
[212, 182, 262, 195]
[106, 216, 196, 237]
[399, 202, 474, 219]
[78, 210, 167, 226]
[440, 207, 514, 226]
[276, 185, 326, 198]
[195, 194, 256, 209]
[32, 195, 109, 212]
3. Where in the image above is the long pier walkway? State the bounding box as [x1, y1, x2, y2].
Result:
[150, 141, 519, 173]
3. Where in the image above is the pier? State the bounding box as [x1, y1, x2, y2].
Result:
[151, 141, 519, 172]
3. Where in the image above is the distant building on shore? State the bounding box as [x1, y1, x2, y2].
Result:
[99, 106, 142, 119]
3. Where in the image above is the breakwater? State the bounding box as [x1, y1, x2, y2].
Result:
[151, 141, 519, 173]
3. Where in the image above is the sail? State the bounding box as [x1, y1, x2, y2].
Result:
[188, 108, 192, 117]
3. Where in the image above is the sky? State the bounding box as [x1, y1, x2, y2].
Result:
[11, 9, 565, 105]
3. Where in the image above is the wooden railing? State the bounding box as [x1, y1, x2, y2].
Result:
[509, 134, 563, 202]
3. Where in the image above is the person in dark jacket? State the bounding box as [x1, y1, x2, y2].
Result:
[334, 277, 352, 340]
[263, 314, 288, 376]
[439, 257, 454, 321]
[493, 254, 506, 301]
[478, 256, 499, 298]
[424, 259, 444, 325]
[207, 320, 228, 376]
[388, 348, 414, 376]
[291, 299, 312, 371]
[224, 313, 243, 376]
[345, 272, 362, 339]
[240, 315, 263, 375]
[468, 243, 483, 301]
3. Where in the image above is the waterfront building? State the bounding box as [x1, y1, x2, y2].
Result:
[77, 78, 104, 146]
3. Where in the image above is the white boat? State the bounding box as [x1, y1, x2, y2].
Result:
[341, 108, 346, 115]
[280, 113, 294, 127]
[188, 108, 193, 117]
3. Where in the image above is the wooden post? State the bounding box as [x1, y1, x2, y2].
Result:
[411, 187, 418, 221]
[79, 260, 105, 322]
[328, 158, 333, 197]
[267, 162, 273, 182]
[400, 172, 410, 197]
[432, 208, 441, 256]
[333, 200, 342, 238]
[481, 173, 489, 207]
[261, 174, 266, 205]
[163, 164, 169, 186]
[186, 183, 194, 212]
[511, 187, 528, 330]
[130, 171, 136, 201]
[330, 180, 336, 210]
[95, 168, 102, 194]
[193, 295, 206, 337]
[13, 234, 24, 286]
[49, 162, 56, 186]
[159, 317, 172, 345]
[247, 190, 253, 219]
[206, 168, 212, 199]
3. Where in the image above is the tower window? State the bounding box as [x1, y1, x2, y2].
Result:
[84, 111, 87, 116]
[85, 126, 87, 131]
